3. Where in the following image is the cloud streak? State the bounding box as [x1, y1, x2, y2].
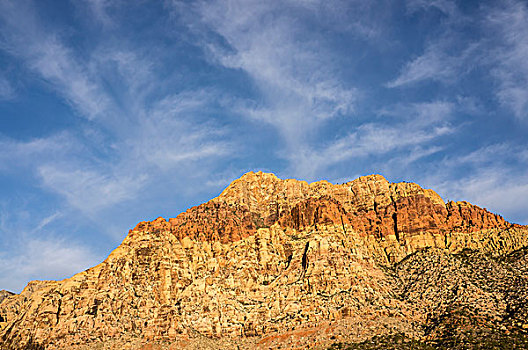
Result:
[0, 0, 235, 221]
[485, 0, 528, 120]
[0, 236, 99, 293]
[390, 0, 528, 121]
[420, 142, 528, 223]
[298, 101, 455, 176]
[0, 74, 14, 100]
[386, 43, 473, 88]
[0, 1, 111, 120]
[0, 205, 99, 293]
[176, 0, 359, 177]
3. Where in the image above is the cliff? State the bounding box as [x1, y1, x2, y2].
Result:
[1, 171, 527, 349]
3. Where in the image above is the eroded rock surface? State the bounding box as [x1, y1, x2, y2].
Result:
[0, 171, 526, 349]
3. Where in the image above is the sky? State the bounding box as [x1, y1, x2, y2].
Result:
[0, 0, 527, 292]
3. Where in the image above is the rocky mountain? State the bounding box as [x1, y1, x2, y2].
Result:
[1, 171, 527, 349]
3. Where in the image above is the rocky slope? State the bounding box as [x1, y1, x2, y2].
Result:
[0, 171, 527, 349]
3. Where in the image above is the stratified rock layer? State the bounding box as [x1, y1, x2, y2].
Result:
[0, 171, 527, 350]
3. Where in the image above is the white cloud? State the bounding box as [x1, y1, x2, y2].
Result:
[81, 0, 115, 27]
[0, 206, 99, 293]
[0, 133, 78, 172]
[0, 74, 15, 100]
[387, 40, 479, 88]
[321, 121, 451, 163]
[38, 166, 147, 215]
[436, 169, 528, 224]
[124, 91, 232, 171]
[0, 1, 235, 220]
[172, 0, 499, 184]
[420, 142, 528, 224]
[406, 0, 458, 16]
[0, 1, 112, 120]
[379, 101, 454, 124]
[176, 0, 358, 176]
[287, 101, 455, 178]
[390, 0, 528, 122]
[387, 0, 470, 88]
[31, 212, 62, 233]
[92, 48, 155, 100]
[485, 0, 528, 120]
[0, 236, 98, 293]
[24, 89, 232, 217]
[200, 0, 357, 124]
[29, 38, 111, 119]
[387, 45, 456, 87]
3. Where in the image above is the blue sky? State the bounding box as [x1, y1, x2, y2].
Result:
[1, 0, 528, 292]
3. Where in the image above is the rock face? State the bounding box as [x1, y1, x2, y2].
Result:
[0, 171, 527, 350]
[0, 292, 13, 308]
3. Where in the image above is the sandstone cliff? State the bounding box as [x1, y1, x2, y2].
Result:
[0, 172, 527, 349]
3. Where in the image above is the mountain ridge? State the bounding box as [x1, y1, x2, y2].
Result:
[1, 171, 527, 349]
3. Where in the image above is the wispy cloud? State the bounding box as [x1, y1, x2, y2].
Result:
[485, 0, 528, 120]
[287, 100, 455, 177]
[387, 0, 480, 89]
[200, 0, 358, 121]
[38, 166, 147, 215]
[319, 123, 449, 162]
[0, 0, 235, 221]
[436, 170, 528, 225]
[80, 0, 115, 27]
[125, 91, 232, 171]
[406, 0, 458, 16]
[378, 101, 454, 124]
[0, 133, 78, 171]
[0, 236, 98, 293]
[387, 0, 467, 87]
[31, 212, 62, 233]
[0, 74, 15, 100]
[390, 0, 528, 121]
[0, 206, 99, 293]
[29, 89, 232, 218]
[174, 0, 359, 177]
[421, 142, 528, 224]
[0, 1, 112, 120]
[386, 42, 474, 88]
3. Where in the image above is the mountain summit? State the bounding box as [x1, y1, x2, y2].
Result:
[1, 172, 527, 349]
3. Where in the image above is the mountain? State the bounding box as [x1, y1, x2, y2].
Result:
[1, 171, 527, 349]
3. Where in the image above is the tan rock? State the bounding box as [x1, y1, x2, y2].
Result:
[1, 172, 527, 349]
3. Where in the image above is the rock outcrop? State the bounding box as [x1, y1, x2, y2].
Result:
[0, 291, 13, 306]
[0, 171, 527, 349]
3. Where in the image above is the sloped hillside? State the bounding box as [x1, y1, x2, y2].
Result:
[1, 172, 527, 350]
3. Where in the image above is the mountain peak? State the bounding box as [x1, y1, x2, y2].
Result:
[1, 172, 526, 349]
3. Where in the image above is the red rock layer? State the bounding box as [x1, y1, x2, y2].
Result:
[279, 195, 513, 239]
[132, 173, 514, 245]
[132, 202, 260, 244]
